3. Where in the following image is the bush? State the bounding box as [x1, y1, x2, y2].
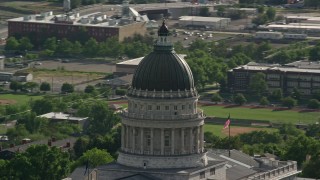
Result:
[259, 96, 269, 106]
[234, 93, 247, 105]
[281, 97, 297, 109]
[307, 99, 320, 109]
[211, 93, 222, 104]
[115, 89, 127, 96]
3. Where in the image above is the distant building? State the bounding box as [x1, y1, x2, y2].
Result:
[39, 112, 88, 128]
[12, 72, 33, 82]
[179, 16, 231, 30]
[7, 10, 147, 43]
[228, 61, 320, 96]
[0, 72, 13, 81]
[255, 31, 283, 40]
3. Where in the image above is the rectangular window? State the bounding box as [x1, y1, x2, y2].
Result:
[174, 106, 177, 110]
[148, 105, 152, 110]
[210, 168, 215, 175]
[182, 105, 185, 110]
[165, 106, 169, 110]
[165, 135, 170, 146]
[146, 134, 151, 146]
[156, 106, 160, 110]
[200, 171, 205, 179]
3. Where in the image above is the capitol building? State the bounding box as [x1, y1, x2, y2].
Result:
[70, 21, 300, 180]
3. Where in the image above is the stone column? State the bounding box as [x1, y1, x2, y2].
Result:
[171, 128, 175, 155]
[189, 128, 193, 153]
[161, 128, 164, 155]
[150, 128, 154, 155]
[140, 128, 144, 154]
[126, 126, 129, 150]
[196, 126, 200, 153]
[121, 124, 125, 150]
[200, 125, 204, 153]
[132, 127, 136, 152]
[181, 128, 185, 154]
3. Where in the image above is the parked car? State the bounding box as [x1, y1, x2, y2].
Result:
[62, 59, 70, 63]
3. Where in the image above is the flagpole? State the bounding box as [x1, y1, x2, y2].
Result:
[228, 122, 231, 157]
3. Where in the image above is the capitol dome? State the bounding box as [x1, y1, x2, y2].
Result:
[129, 20, 197, 98]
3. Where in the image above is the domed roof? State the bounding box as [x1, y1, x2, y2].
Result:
[131, 20, 195, 92]
[131, 52, 194, 91]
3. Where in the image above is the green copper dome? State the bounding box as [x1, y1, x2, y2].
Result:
[131, 21, 195, 91]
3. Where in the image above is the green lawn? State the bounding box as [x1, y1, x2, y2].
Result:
[0, 125, 6, 134]
[0, 94, 43, 105]
[200, 105, 320, 124]
[204, 123, 278, 137]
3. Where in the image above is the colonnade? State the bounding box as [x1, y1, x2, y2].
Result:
[121, 125, 204, 155]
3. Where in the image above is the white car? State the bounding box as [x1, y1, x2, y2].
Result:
[35, 62, 42, 65]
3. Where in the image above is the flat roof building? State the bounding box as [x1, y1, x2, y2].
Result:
[228, 61, 320, 96]
[179, 16, 231, 30]
[7, 10, 147, 43]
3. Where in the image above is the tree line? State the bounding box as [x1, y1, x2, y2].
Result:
[5, 34, 153, 59]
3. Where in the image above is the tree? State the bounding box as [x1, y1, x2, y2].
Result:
[282, 97, 297, 109]
[307, 99, 320, 109]
[309, 45, 320, 61]
[7, 145, 71, 179]
[17, 112, 44, 133]
[211, 93, 222, 104]
[77, 148, 114, 168]
[31, 99, 53, 115]
[61, 83, 74, 93]
[9, 81, 22, 92]
[252, 14, 268, 25]
[199, 7, 210, 17]
[71, 0, 81, 8]
[234, 93, 247, 105]
[84, 85, 95, 94]
[269, 89, 283, 102]
[19, 37, 34, 51]
[291, 87, 301, 101]
[266, 7, 276, 20]
[249, 72, 267, 96]
[259, 96, 269, 106]
[56, 38, 73, 56]
[257, 6, 265, 14]
[73, 137, 90, 158]
[43, 37, 57, 51]
[302, 153, 320, 179]
[216, 6, 225, 17]
[5, 37, 20, 50]
[284, 135, 320, 167]
[83, 38, 99, 57]
[22, 82, 39, 92]
[88, 101, 120, 135]
[40, 82, 51, 92]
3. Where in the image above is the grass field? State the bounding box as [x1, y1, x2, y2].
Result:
[204, 123, 278, 137]
[200, 105, 320, 124]
[0, 94, 43, 105]
[0, 125, 6, 134]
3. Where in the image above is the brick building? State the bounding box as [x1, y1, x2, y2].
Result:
[7, 11, 147, 43]
[228, 61, 320, 96]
